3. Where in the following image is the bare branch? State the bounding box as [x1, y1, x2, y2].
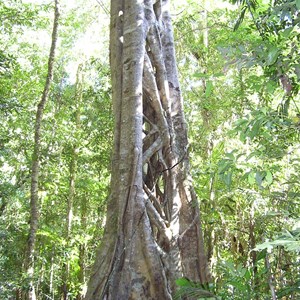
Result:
[143, 183, 165, 218]
[143, 136, 162, 165]
[95, 0, 109, 15]
[145, 195, 171, 244]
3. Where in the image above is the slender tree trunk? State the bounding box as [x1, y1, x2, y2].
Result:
[77, 192, 88, 300]
[249, 207, 259, 299]
[61, 64, 83, 300]
[198, 1, 216, 265]
[265, 253, 277, 300]
[23, 1, 60, 299]
[85, 1, 210, 298]
[50, 251, 55, 299]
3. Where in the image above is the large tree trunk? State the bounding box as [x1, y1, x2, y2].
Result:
[23, 1, 60, 299]
[85, 1, 210, 299]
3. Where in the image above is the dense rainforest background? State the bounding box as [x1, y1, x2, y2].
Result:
[0, 0, 299, 299]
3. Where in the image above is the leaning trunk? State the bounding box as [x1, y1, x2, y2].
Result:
[23, 1, 60, 299]
[85, 1, 210, 298]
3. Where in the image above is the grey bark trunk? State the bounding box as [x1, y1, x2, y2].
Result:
[23, 1, 60, 299]
[62, 64, 83, 300]
[77, 193, 88, 300]
[265, 254, 277, 300]
[85, 1, 210, 299]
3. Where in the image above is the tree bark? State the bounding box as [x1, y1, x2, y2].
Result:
[85, 1, 210, 299]
[77, 192, 88, 300]
[23, 1, 60, 299]
[61, 64, 83, 300]
[265, 253, 277, 300]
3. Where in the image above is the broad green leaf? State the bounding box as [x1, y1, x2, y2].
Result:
[235, 118, 248, 127]
[255, 171, 264, 187]
[295, 64, 300, 80]
[296, 0, 300, 10]
[248, 171, 256, 185]
[265, 170, 273, 185]
[254, 241, 274, 251]
[223, 172, 232, 187]
[246, 151, 259, 161]
[255, 239, 300, 252]
[248, 117, 266, 139]
[176, 277, 191, 287]
[205, 81, 213, 97]
[239, 130, 247, 142]
[225, 152, 235, 160]
[266, 80, 276, 93]
[236, 264, 247, 277]
[266, 46, 279, 65]
[218, 159, 231, 174]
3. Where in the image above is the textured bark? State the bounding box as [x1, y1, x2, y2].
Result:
[85, 0, 210, 299]
[23, 1, 60, 299]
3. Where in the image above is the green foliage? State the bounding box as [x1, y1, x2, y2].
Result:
[0, 0, 40, 33]
[174, 278, 219, 300]
[0, 0, 112, 298]
[174, 0, 299, 299]
[230, 0, 300, 98]
[255, 222, 300, 252]
[216, 261, 254, 299]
